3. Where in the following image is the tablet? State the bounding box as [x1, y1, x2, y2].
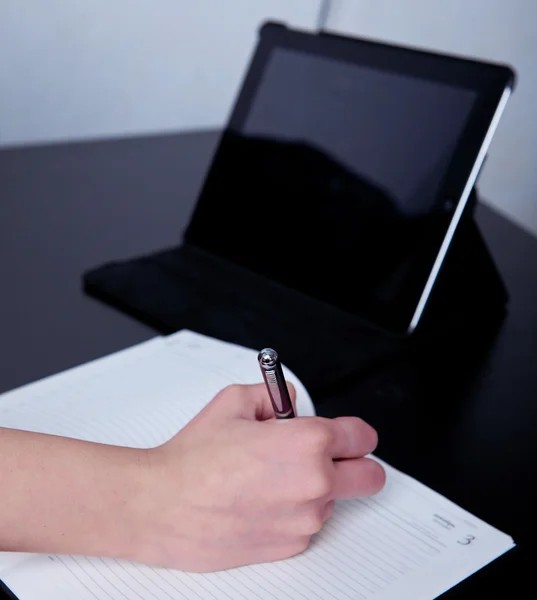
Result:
[185, 22, 515, 335]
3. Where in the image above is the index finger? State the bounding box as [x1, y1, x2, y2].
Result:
[325, 416, 379, 459]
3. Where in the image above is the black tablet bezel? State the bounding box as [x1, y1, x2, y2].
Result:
[185, 22, 515, 335]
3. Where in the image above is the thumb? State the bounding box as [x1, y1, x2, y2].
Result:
[204, 383, 297, 422]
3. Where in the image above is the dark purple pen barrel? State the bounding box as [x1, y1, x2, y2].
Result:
[258, 349, 296, 419]
[270, 366, 294, 418]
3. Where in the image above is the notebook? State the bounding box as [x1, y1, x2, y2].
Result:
[0, 330, 514, 599]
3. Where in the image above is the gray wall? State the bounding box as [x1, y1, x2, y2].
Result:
[326, 0, 537, 235]
[0, 0, 320, 146]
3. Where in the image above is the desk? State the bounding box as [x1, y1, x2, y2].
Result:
[1, 130, 536, 598]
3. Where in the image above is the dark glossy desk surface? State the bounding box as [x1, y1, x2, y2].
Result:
[1, 130, 536, 598]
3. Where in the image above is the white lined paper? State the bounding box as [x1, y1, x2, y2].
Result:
[0, 331, 514, 599]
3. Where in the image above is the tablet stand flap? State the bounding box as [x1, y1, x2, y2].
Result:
[83, 190, 508, 396]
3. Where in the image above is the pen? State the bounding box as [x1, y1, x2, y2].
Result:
[258, 348, 296, 419]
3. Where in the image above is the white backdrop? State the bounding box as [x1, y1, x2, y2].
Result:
[0, 0, 321, 146]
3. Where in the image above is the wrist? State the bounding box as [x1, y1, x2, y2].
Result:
[118, 444, 183, 566]
[99, 445, 157, 562]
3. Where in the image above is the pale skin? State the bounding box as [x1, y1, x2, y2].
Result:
[0, 383, 385, 572]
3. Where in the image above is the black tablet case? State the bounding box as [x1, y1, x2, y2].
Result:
[83, 186, 508, 399]
[82, 26, 509, 402]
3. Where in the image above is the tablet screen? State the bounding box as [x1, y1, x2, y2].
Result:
[185, 34, 512, 334]
[244, 48, 477, 218]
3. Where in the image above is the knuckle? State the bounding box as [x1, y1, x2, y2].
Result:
[304, 471, 333, 499]
[299, 510, 325, 535]
[218, 383, 243, 398]
[323, 500, 336, 521]
[291, 536, 311, 556]
[226, 383, 244, 394]
[300, 421, 332, 454]
[277, 537, 311, 561]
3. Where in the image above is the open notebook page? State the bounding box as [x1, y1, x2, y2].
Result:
[0, 331, 514, 599]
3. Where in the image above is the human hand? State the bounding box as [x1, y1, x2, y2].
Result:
[131, 383, 385, 571]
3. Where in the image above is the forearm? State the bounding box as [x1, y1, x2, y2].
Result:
[0, 427, 149, 558]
